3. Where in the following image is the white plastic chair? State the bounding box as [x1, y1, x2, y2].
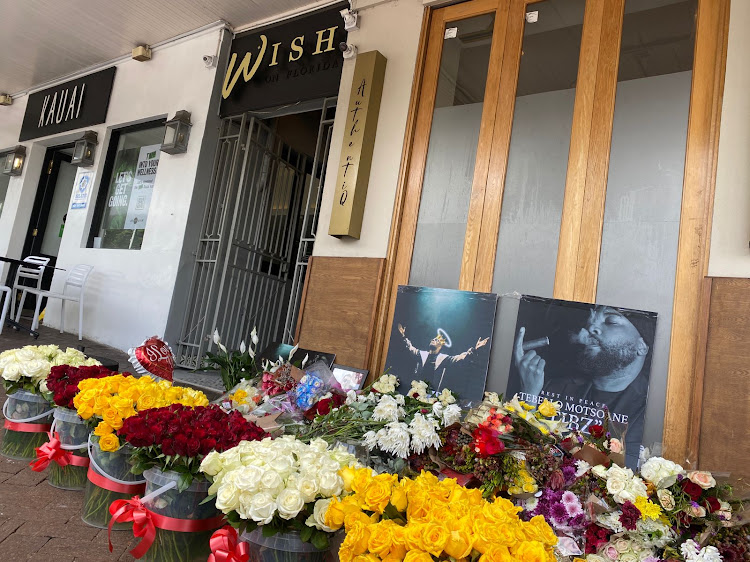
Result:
[0, 285, 11, 335]
[11, 256, 50, 319]
[15, 264, 93, 340]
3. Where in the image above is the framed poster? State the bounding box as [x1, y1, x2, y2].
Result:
[505, 295, 657, 467]
[385, 286, 498, 401]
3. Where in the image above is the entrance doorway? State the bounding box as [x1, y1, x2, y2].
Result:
[15, 144, 77, 310]
[176, 98, 336, 368]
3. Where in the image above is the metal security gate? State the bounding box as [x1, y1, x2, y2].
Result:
[176, 101, 335, 368]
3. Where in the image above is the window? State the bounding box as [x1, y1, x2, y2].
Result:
[89, 120, 165, 249]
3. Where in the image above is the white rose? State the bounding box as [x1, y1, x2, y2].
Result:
[236, 465, 263, 491]
[309, 438, 328, 453]
[296, 474, 320, 503]
[276, 488, 305, 519]
[620, 553, 638, 562]
[1, 363, 22, 382]
[269, 456, 293, 478]
[260, 470, 284, 495]
[592, 465, 609, 478]
[215, 483, 241, 512]
[200, 451, 224, 476]
[318, 471, 343, 497]
[39, 380, 49, 394]
[15, 349, 36, 362]
[306, 498, 335, 532]
[22, 359, 51, 382]
[247, 492, 276, 524]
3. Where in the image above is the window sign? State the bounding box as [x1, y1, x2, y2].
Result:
[70, 171, 92, 210]
[93, 123, 163, 249]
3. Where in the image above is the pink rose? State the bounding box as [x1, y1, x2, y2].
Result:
[604, 545, 619, 560]
[687, 470, 716, 489]
[687, 504, 707, 518]
[609, 438, 623, 454]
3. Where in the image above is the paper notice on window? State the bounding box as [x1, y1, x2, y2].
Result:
[124, 144, 160, 230]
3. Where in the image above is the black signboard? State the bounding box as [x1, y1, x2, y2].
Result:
[20, 67, 116, 142]
[220, 4, 347, 117]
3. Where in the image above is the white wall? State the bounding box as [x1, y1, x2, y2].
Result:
[708, 0, 750, 277]
[0, 27, 223, 351]
[313, 0, 425, 258]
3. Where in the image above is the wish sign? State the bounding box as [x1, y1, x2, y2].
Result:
[128, 337, 174, 382]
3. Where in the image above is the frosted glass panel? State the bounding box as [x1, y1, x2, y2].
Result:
[596, 0, 696, 451]
[487, 0, 585, 394]
[40, 161, 76, 257]
[409, 14, 494, 289]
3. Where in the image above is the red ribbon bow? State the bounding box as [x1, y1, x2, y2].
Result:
[109, 497, 157, 559]
[208, 526, 249, 562]
[30, 433, 71, 471]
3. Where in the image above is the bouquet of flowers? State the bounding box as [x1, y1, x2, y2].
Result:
[73, 374, 208, 452]
[1, 345, 100, 461]
[203, 329, 263, 391]
[110, 405, 267, 562]
[43, 364, 113, 408]
[261, 362, 299, 397]
[200, 435, 358, 554]
[1, 345, 100, 395]
[220, 378, 262, 415]
[295, 375, 461, 473]
[322, 468, 559, 562]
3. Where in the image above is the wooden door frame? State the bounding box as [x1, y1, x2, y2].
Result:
[372, 0, 730, 466]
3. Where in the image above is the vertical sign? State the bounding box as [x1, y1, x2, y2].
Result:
[70, 171, 93, 210]
[328, 50, 387, 239]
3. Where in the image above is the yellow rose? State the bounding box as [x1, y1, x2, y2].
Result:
[537, 399, 558, 418]
[362, 475, 394, 513]
[528, 516, 558, 546]
[77, 404, 94, 420]
[420, 522, 450, 557]
[403, 551, 433, 562]
[444, 527, 473, 559]
[345, 521, 371, 555]
[324, 497, 345, 530]
[98, 433, 121, 452]
[353, 555, 380, 562]
[351, 467, 374, 494]
[137, 392, 157, 411]
[480, 546, 514, 562]
[367, 521, 395, 557]
[344, 510, 373, 533]
[102, 408, 124, 429]
[391, 484, 408, 512]
[93, 421, 114, 436]
[512, 541, 549, 562]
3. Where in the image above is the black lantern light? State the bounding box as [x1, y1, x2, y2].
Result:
[2, 145, 26, 176]
[161, 110, 192, 154]
[72, 131, 98, 167]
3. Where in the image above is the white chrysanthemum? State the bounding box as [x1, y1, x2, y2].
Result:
[575, 459, 591, 478]
[372, 394, 405, 422]
[408, 413, 441, 454]
[374, 422, 410, 458]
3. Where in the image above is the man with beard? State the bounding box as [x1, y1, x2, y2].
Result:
[514, 306, 650, 467]
[397, 324, 489, 393]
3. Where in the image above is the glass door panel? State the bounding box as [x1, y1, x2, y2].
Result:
[596, 0, 697, 457]
[408, 13, 496, 289]
[486, 0, 586, 394]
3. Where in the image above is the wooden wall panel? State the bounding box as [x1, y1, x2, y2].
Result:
[698, 278, 750, 486]
[296, 257, 385, 372]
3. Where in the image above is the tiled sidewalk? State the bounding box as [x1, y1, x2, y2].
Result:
[0, 387, 138, 561]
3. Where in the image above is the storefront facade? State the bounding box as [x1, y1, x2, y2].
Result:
[0, 25, 229, 351]
[0, 0, 745, 475]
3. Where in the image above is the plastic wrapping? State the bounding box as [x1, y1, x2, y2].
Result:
[48, 407, 90, 490]
[82, 436, 144, 529]
[138, 468, 222, 562]
[241, 528, 335, 562]
[1, 390, 54, 461]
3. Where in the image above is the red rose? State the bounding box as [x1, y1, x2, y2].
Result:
[589, 425, 604, 438]
[705, 496, 720, 513]
[472, 426, 504, 457]
[681, 480, 703, 501]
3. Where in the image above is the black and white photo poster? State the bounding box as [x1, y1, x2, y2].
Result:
[385, 286, 498, 401]
[506, 296, 657, 467]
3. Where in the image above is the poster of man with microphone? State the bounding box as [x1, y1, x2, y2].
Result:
[506, 295, 657, 467]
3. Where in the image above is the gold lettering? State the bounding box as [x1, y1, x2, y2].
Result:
[288, 35, 304, 62]
[269, 42, 282, 66]
[313, 26, 338, 55]
[221, 35, 268, 99]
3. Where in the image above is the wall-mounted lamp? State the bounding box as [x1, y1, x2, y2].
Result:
[340, 42, 358, 60]
[2, 145, 26, 176]
[71, 131, 98, 167]
[161, 110, 192, 154]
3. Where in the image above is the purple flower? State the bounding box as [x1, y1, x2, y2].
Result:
[551, 502, 569, 523]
